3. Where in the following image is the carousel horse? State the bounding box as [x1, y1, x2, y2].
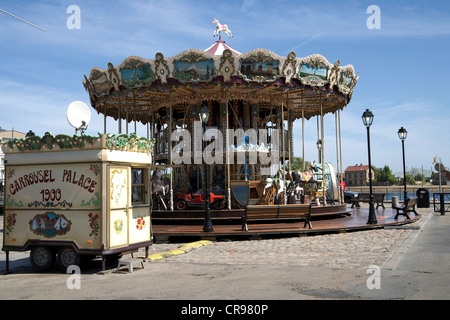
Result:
[262, 170, 287, 205]
[289, 165, 324, 205]
[152, 170, 169, 195]
[152, 170, 170, 210]
[212, 18, 233, 38]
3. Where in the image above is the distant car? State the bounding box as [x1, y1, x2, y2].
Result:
[344, 191, 359, 204]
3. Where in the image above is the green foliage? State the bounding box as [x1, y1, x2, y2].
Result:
[405, 174, 416, 185]
[290, 157, 309, 171]
[374, 165, 397, 184]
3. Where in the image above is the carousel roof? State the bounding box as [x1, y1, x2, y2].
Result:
[83, 46, 358, 125]
[205, 40, 242, 56]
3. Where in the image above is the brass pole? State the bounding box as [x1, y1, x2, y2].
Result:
[282, 90, 286, 204]
[321, 96, 326, 205]
[169, 91, 173, 211]
[302, 92, 305, 172]
[226, 91, 231, 210]
[339, 109, 343, 203]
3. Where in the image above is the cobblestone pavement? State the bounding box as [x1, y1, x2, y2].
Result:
[145, 207, 429, 270]
[0, 207, 428, 271]
[0, 206, 439, 301]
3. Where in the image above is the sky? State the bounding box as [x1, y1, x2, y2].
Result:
[1, 0, 449, 174]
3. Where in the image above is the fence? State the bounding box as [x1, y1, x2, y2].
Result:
[347, 186, 450, 202]
[433, 193, 450, 213]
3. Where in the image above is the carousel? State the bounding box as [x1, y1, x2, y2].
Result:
[82, 20, 359, 225]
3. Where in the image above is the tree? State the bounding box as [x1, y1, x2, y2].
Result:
[414, 173, 425, 183]
[374, 165, 397, 184]
[290, 157, 308, 171]
[405, 174, 416, 185]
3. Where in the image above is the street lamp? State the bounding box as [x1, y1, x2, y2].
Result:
[362, 109, 377, 224]
[316, 139, 322, 164]
[199, 104, 214, 232]
[398, 127, 408, 204]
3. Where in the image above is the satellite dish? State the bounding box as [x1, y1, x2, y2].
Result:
[66, 101, 91, 134]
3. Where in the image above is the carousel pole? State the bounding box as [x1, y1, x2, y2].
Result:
[126, 108, 129, 135]
[288, 93, 292, 173]
[103, 105, 107, 134]
[316, 115, 320, 163]
[302, 92, 305, 172]
[335, 111, 341, 203]
[321, 95, 326, 205]
[133, 92, 137, 134]
[338, 108, 344, 203]
[226, 91, 231, 210]
[118, 102, 122, 134]
[281, 90, 286, 204]
[169, 90, 174, 211]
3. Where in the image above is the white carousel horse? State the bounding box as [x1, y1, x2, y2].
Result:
[152, 170, 169, 195]
[212, 18, 233, 38]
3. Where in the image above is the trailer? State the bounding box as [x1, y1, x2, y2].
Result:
[2, 132, 154, 272]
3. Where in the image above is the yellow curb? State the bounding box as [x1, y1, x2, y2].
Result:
[147, 240, 213, 261]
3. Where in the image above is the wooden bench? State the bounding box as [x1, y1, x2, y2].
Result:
[351, 193, 385, 209]
[394, 197, 418, 219]
[242, 204, 312, 231]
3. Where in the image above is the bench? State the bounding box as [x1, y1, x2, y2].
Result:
[351, 193, 385, 209]
[394, 197, 418, 219]
[242, 204, 312, 231]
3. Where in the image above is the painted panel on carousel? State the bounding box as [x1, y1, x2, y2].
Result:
[337, 66, 358, 95]
[173, 51, 216, 82]
[89, 69, 110, 96]
[119, 58, 154, 88]
[297, 55, 330, 87]
[238, 50, 281, 82]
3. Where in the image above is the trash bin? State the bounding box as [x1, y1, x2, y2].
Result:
[416, 188, 430, 208]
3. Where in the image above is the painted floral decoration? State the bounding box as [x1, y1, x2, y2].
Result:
[88, 213, 99, 238]
[7, 169, 15, 179]
[136, 217, 146, 230]
[114, 219, 123, 234]
[90, 164, 100, 176]
[6, 213, 17, 235]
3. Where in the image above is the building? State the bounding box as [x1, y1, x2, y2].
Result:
[344, 164, 375, 186]
[0, 127, 28, 191]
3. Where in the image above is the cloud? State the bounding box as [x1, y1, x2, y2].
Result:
[241, 0, 257, 11]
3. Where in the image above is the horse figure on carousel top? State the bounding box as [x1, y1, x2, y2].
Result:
[212, 18, 233, 39]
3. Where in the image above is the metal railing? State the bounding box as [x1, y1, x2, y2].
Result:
[433, 193, 450, 214]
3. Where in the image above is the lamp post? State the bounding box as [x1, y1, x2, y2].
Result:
[362, 109, 377, 224]
[398, 127, 408, 204]
[199, 104, 214, 232]
[316, 139, 322, 164]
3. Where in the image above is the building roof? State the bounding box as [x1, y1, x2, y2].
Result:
[204, 40, 242, 56]
[345, 164, 370, 172]
[0, 129, 26, 139]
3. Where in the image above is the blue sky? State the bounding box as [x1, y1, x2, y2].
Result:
[1, 0, 449, 174]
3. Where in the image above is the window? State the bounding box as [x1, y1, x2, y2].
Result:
[131, 168, 145, 203]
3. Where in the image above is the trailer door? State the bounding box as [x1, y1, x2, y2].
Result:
[108, 166, 130, 248]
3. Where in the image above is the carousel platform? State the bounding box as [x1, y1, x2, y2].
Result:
[151, 206, 420, 242]
[151, 203, 351, 223]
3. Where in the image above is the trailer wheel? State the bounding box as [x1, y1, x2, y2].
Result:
[30, 246, 55, 272]
[57, 247, 80, 271]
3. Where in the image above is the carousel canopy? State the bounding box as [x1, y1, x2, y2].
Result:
[83, 45, 358, 125]
[205, 40, 242, 56]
